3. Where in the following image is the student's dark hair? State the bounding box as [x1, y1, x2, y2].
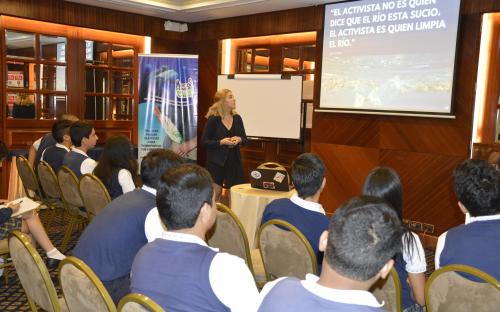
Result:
[453, 159, 500, 217]
[69, 121, 93, 147]
[325, 196, 403, 281]
[140, 149, 184, 189]
[93, 136, 137, 186]
[363, 166, 418, 260]
[156, 164, 213, 230]
[51, 120, 72, 143]
[291, 153, 325, 198]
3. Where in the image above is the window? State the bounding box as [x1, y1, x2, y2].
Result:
[84, 41, 135, 120]
[5, 30, 67, 119]
[236, 48, 270, 73]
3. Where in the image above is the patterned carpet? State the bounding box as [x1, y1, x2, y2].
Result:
[0, 209, 83, 311]
[0, 209, 436, 311]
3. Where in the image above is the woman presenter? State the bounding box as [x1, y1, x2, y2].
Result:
[201, 89, 247, 200]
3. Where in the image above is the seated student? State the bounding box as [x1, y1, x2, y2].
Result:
[72, 149, 183, 304]
[62, 121, 98, 177]
[363, 167, 426, 312]
[28, 114, 78, 167]
[258, 196, 403, 312]
[93, 136, 137, 199]
[261, 153, 329, 268]
[130, 164, 259, 311]
[435, 159, 500, 280]
[40, 120, 73, 173]
[0, 203, 65, 268]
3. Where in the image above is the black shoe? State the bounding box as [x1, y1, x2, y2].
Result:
[46, 258, 61, 270]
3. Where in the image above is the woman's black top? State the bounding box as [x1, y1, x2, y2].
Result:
[201, 114, 247, 166]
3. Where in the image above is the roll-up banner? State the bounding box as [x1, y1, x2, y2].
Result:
[138, 54, 198, 162]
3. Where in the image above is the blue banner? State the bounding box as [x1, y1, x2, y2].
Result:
[138, 54, 198, 161]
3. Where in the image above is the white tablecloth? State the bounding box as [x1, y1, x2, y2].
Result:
[230, 183, 295, 248]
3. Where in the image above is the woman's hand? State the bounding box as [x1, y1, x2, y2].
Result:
[220, 137, 236, 146]
[230, 136, 242, 145]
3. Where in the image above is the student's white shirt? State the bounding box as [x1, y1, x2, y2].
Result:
[435, 214, 500, 269]
[71, 148, 97, 175]
[290, 194, 325, 215]
[117, 169, 136, 194]
[159, 231, 259, 312]
[402, 232, 427, 273]
[142, 186, 167, 242]
[32, 137, 42, 151]
[41, 143, 70, 161]
[258, 274, 383, 308]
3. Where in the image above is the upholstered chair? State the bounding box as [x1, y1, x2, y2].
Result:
[57, 166, 88, 252]
[8, 230, 67, 312]
[37, 160, 65, 224]
[79, 174, 111, 220]
[117, 294, 165, 312]
[257, 219, 317, 281]
[425, 264, 500, 312]
[370, 267, 402, 312]
[207, 203, 265, 285]
[16, 155, 44, 201]
[59, 256, 116, 312]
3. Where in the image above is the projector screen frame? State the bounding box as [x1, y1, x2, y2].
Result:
[317, 0, 463, 119]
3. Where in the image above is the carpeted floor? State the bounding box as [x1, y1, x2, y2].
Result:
[0, 209, 83, 311]
[0, 209, 436, 311]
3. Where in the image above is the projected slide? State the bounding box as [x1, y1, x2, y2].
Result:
[320, 0, 461, 115]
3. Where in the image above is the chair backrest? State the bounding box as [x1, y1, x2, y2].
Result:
[118, 294, 165, 312]
[425, 264, 500, 312]
[8, 230, 62, 312]
[16, 155, 42, 199]
[59, 256, 117, 312]
[257, 219, 317, 281]
[38, 160, 63, 200]
[207, 203, 254, 274]
[79, 174, 111, 218]
[58, 165, 85, 209]
[370, 267, 402, 312]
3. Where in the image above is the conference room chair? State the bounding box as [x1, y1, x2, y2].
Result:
[257, 219, 317, 282]
[57, 166, 88, 252]
[16, 155, 45, 203]
[8, 230, 67, 312]
[425, 264, 500, 312]
[207, 203, 266, 285]
[79, 174, 111, 220]
[0, 238, 12, 285]
[370, 267, 402, 312]
[59, 256, 116, 312]
[37, 161, 66, 225]
[117, 294, 165, 312]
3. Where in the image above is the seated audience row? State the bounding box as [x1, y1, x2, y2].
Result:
[37, 118, 137, 199]
[72, 151, 499, 312]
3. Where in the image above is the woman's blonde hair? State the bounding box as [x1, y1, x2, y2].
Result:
[205, 89, 236, 118]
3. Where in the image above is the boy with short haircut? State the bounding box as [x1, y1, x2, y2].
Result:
[435, 159, 500, 279]
[40, 119, 73, 172]
[258, 196, 403, 312]
[130, 164, 259, 312]
[72, 149, 183, 304]
[62, 121, 98, 177]
[261, 153, 329, 268]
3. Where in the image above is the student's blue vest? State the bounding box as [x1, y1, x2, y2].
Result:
[439, 218, 500, 281]
[131, 239, 230, 312]
[42, 145, 68, 173]
[35, 133, 56, 168]
[258, 278, 383, 312]
[62, 151, 88, 177]
[72, 188, 156, 281]
[105, 169, 124, 199]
